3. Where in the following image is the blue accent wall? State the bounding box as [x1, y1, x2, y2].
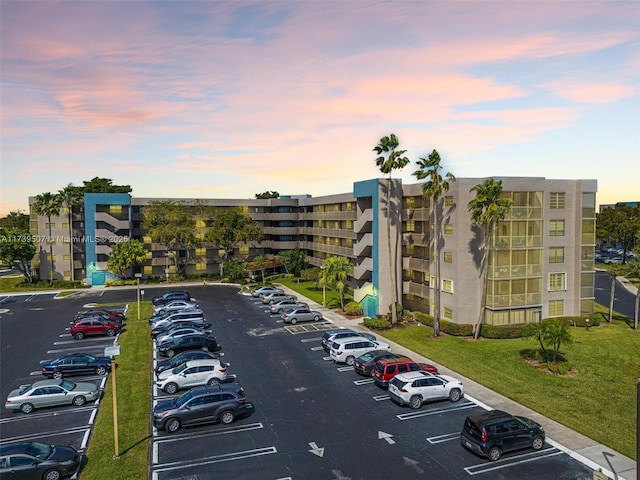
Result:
[354, 179, 380, 314]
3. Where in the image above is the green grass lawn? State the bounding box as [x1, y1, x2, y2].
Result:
[278, 277, 347, 309]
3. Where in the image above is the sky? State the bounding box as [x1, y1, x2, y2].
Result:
[1, 0, 638, 216]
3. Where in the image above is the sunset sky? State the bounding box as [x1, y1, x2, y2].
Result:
[1, 0, 638, 215]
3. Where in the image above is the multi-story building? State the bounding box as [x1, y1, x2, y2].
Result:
[28, 176, 597, 325]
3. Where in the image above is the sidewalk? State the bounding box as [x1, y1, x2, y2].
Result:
[276, 284, 638, 480]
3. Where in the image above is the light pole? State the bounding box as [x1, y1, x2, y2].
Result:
[163, 251, 169, 283]
[321, 264, 326, 307]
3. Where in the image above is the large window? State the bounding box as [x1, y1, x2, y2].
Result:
[548, 300, 564, 316]
[549, 247, 564, 263]
[443, 252, 453, 263]
[442, 279, 453, 293]
[550, 192, 565, 209]
[549, 220, 565, 236]
[549, 273, 566, 291]
[195, 248, 206, 256]
[444, 224, 453, 235]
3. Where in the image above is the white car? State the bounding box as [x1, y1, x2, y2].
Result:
[262, 292, 296, 304]
[329, 336, 391, 365]
[388, 371, 464, 409]
[251, 286, 283, 297]
[155, 326, 211, 345]
[153, 300, 199, 315]
[281, 308, 322, 324]
[156, 359, 227, 394]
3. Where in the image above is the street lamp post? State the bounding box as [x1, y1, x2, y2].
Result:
[321, 264, 326, 307]
[163, 251, 169, 282]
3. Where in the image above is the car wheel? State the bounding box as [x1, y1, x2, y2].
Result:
[409, 395, 422, 410]
[20, 403, 34, 414]
[164, 383, 178, 394]
[449, 388, 462, 402]
[207, 378, 220, 386]
[43, 468, 62, 480]
[346, 356, 355, 366]
[313, 315, 320, 321]
[290, 318, 297, 325]
[72, 395, 86, 406]
[532, 435, 545, 450]
[96, 366, 108, 376]
[106, 328, 116, 337]
[52, 371, 63, 380]
[166, 349, 175, 358]
[220, 410, 235, 424]
[74, 332, 85, 340]
[165, 417, 181, 433]
[488, 447, 501, 461]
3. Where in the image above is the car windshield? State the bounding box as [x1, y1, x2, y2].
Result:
[358, 352, 375, 362]
[84, 355, 96, 362]
[172, 363, 188, 374]
[26, 442, 53, 459]
[390, 377, 407, 389]
[61, 380, 76, 391]
[19, 385, 32, 395]
[175, 389, 194, 407]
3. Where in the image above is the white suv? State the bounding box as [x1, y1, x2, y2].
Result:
[156, 359, 228, 394]
[330, 336, 391, 366]
[388, 371, 464, 409]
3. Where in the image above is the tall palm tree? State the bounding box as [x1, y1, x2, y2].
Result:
[32, 192, 63, 285]
[467, 179, 513, 339]
[324, 256, 352, 311]
[373, 133, 410, 326]
[58, 184, 84, 281]
[412, 149, 455, 337]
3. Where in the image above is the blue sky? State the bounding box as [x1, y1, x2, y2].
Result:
[1, 0, 638, 215]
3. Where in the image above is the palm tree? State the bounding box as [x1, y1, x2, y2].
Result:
[467, 179, 513, 339]
[324, 256, 352, 310]
[32, 192, 63, 285]
[373, 133, 410, 325]
[412, 150, 455, 337]
[58, 184, 84, 281]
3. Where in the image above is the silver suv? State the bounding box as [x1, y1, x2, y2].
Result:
[156, 359, 228, 394]
[388, 371, 464, 409]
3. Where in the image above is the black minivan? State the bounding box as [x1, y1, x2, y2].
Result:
[460, 410, 545, 461]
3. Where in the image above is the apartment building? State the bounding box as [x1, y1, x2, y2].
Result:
[28, 176, 596, 325]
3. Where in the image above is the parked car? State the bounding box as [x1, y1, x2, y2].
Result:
[388, 371, 464, 409]
[281, 308, 322, 324]
[156, 359, 228, 394]
[460, 410, 545, 461]
[330, 337, 391, 365]
[603, 256, 623, 264]
[262, 292, 296, 304]
[354, 351, 401, 376]
[372, 357, 439, 389]
[153, 383, 248, 432]
[151, 319, 211, 337]
[149, 309, 204, 326]
[152, 290, 192, 306]
[269, 299, 308, 314]
[73, 311, 124, 325]
[157, 335, 220, 358]
[155, 326, 212, 345]
[70, 318, 122, 339]
[74, 308, 125, 321]
[153, 299, 199, 315]
[42, 353, 112, 379]
[321, 330, 376, 353]
[0, 441, 81, 479]
[155, 350, 222, 375]
[5, 379, 101, 414]
[250, 286, 283, 297]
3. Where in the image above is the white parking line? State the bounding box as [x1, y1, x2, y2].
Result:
[300, 337, 323, 343]
[152, 446, 278, 473]
[310, 346, 323, 351]
[81, 429, 91, 449]
[373, 395, 390, 402]
[464, 448, 561, 475]
[397, 402, 476, 420]
[426, 432, 459, 444]
[0, 426, 90, 444]
[154, 422, 265, 445]
[322, 356, 332, 361]
[336, 366, 353, 372]
[0, 406, 96, 424]
[354, 378, 374, 385]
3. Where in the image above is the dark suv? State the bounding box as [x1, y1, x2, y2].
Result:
[153, 383, 248, 432]
[460, 410, 545, 461]
[152, 291, 192, 306]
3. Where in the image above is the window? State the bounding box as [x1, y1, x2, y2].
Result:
[548, 300, 564, 316]
[195, 248, 206, 256]
[109, 205, 122, 215]
[549, 247, 564, 263]
[63, 254, 70, 261]
[549, 220, 565, 236]
[195, 220, 206, 228]
[195, 262, 207, 271]
[443, 307, 452, 319]
[442, 279, 453, 293]
[62, 222, 69, 229]
[444, 224, 453, 235]
[239, 246, 249, 255]
[549, 273, 566, 291]
[444, 196, 454, 207]
[196, 233, 205, 240]
[405, 220, 416, 232]
[550, 193, 565, 209]
[405, 244, 414, 256]
[143, 236, 152, 244]
[145, 252, 152, 259]
[443, 252, 453, 263]
[45, 222, 55, 229]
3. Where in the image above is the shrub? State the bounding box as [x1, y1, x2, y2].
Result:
[480, 324, 527, 339]
[344, 301, 363, 316]
[363, 316, 391, 330]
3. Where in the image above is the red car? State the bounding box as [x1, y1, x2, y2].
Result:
[372, 357, 438, 389]
[71, 318, 122, 339]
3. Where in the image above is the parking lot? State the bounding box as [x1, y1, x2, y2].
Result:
[2, 286, 599, 479]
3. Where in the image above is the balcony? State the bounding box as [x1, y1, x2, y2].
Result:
[403, 280, 431, 298]
[402, 207, 430, 222]
[402, 257, 430, 272]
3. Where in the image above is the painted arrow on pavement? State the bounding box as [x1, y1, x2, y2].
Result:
[378, 431, 396, 444]
[308, 442, 325, 457]
[403, 456, 424, 474]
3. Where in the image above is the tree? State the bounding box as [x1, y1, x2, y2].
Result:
[255, 191, 280, 199]
[0, 227, 37, 282]
[0, 210, 30, 231]
[82, 177, 132, 193]
[279, 248, 307, 277]
[597, 204, 640, 263]
[523, 318, 573, 364]
[32, 192, 63, 285]
[106, 239, 147, 279]
[373, 133, 410, 326]
[58, 184, 84, 281]
[324, 256, 352, 310]
[467, 179, 513, 339]
[205, 207, 263, 277]
[252, 255, 270, 284]
[412, 149, 455, 337]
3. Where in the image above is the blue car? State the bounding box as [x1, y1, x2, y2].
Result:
[42, 353, 112, 379]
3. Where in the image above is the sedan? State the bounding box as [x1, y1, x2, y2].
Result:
[0, 441, 81, 480]
[153, 300, 199, 315]
[269, 299, 308, 314]
[150, 319, 211, 337]
[155, 326, 212, 345]
[42, 353, 112, 379]
[155, 350, 222, 375]
[354, 351, 401, 376]
[281, 308, 322, 324]
[73, 311, 124, 325]
[5, 379, 102, 414]
[250, 286, 283, 297]
[74, 308, 125, 321]
[157, 335, 220, 358]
